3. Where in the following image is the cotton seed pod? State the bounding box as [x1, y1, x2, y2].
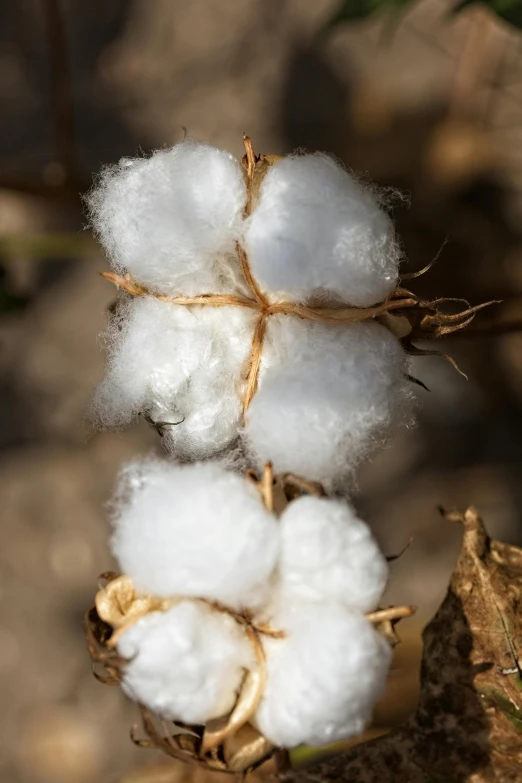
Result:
[88, 461, 412, 769]
[110, 459, 279, 610]
[246, 316, 411, 485]
[278, 495, 389, 612]
[243, 152, 400, 307]
[255, 604, 392, 748]
[95, 299, 256, 459]
[117, 601, 254, 725]
[88, 140, 247, 297]
[88, 137, 414, 487]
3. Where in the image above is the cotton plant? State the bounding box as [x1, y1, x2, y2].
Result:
[87, 459, 412, 772]
[85, 136, 489, 775]
[87, 137, 422, 487]
[88, 138, 487, 486]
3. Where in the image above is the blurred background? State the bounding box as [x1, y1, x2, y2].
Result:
[2, 1, 522, 782]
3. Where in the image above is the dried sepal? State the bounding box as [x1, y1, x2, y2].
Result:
[130, 704, 277, 775]
[202, 627, 266, 753]
[227, 734, 275, 773]
[378, 293, 498, 378]
[366, 606, 417, 649]
[84, 604, 125, 686]
[95, 574, 175, 647]
[245, 464, 327, 514]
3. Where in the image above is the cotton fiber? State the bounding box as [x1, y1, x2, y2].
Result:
[88, 138, 413, 482]
[111, 459, 279, 610]
[117, 601, 254, 724]
[87, 139, 247, 296]
[279, 496, 388, 612]
[245, 317, 412, 487]
[102, 459, 393, 749]
[254, 604, 391, 747]
[243, 153, 400, 307]
[91, 297, 256, 460]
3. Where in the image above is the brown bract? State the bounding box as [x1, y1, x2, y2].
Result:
[100, 136, 497, 417]
[285, 507, 522, 783]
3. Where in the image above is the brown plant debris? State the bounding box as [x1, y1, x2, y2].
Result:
[284, 507, 522, 783]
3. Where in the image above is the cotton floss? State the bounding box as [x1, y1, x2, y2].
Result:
[85, 136, 492, 773]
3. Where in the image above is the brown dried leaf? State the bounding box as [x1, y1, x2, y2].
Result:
[285, 507, 522, 783]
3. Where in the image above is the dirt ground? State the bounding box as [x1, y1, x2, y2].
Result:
[2, 2, 522, 782]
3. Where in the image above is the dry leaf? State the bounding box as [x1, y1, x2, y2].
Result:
[285, 507, 522, 783]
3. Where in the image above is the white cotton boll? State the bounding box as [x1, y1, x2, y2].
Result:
[117, 601, 254, 724]
[255, 604, 391, 748]
[111, 459, 279, 610]
[279, 496, 388, 612]
[245, 316, 413, 487]
[91, 297, 256, 460]
[244, 153, 400, 306]
[87, 140, 246, 296]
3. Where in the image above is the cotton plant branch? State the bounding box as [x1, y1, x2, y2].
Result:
[284, 507, 522, 783]
[83, 134, 508, 783]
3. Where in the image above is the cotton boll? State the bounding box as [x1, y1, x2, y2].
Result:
[279, 496, 388, 612]
[111, 460, 279, 610]
[87, 140, 246, 296]
[245, 316, 413, 487]
[91, 296, 256, 460]
[244, 153, 400, 306]
[255, 604, 391, 748]
[117, 601, 254, 724]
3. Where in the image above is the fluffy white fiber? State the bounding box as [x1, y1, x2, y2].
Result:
[88, 138, 411, 483]
[255, 604, 391, 747]
[244, 153, 400, 307]
[87, 140, 247, 296]
[111, 460, 279, 610]
[117, 601, 254, 725]
[109, 460, 391, 747]
[279, 495, 388, 612]
[245, 317, 411, 485]
[92, 297, 256, 459]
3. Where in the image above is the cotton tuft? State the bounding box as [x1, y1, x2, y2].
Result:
[243, 153, 400, 306]
[87, 139, 247, 296]
[111, 459, 279, 610]
[91, 297, 255, 459]
[88, 139, 413, 483]
[103, 460, 393, 748]
[245, 318, 412, 486]
[255, 604, 392, 747]
[117, 601, 254, 724]
[88, 137, 412, 756]
[279, 496, 388, 612]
